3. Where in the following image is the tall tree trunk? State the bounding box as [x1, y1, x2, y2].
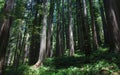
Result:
[82, 0, 91, 62]
[98, 0, 109, 46]
[76, 0, 84, 50]
[61, 0, 65, 56]
[46, 0, 55, 57]
[13, 33, 22, 67]
[23, 33, 30, 63]
[103, 0, 120, 53]
[68, 0, 74, 56]
[65, 0, 69, 50]
[73, 0, 77, 50]
[0, 0, 14, 74]
[89, 0, 99, 50]
[55, 0, 63, 57]
[34, 0, 48, 68]
[29, 0, 42, 65]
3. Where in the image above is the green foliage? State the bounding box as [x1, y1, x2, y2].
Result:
[0, 1, 5, 21]
[4, 65, 29, 75]
[4, 49, 120, 75]
[0, 0, 4, 11]
[4, 61, 120, 75]
[14, 0, 26, 19]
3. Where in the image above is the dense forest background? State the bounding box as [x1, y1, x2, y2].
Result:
[0, 0, 120, 75]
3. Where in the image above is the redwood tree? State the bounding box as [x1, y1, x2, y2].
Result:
[0, 0, 14, 74]
[89, 0, 99, 50]
[68, 0, 74, 56]
[103, 0, 120, 53]
[34, 0, 48, 68]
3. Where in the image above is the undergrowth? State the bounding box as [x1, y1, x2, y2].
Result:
[4, 48, 120, 75]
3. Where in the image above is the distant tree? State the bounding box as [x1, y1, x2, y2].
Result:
[76, 0, 84, 50]
[82, 0, 91, 62]
[55, 0, 63, 57]
[89, 0, 99, 50]
[98, 0, 109, 46]
[29, 0, 43, 65]
[61, 0, 65, 55]
[46, 0, 55, 57]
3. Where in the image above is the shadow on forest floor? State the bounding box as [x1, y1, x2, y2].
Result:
[4, 47, 120, 75]
[44, 49, 120, 69]
[41, 49, 120, 75]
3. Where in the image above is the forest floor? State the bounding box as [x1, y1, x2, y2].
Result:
[4, 47, 120, 75]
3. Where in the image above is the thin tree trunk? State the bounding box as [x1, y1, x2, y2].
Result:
[23, 33, 30, 63]
[76, 0, 84, 50]
[46, 0, 55, 57]
[55, 0, 63, 57]
[98, 0, 109, 46]
[13, 33, 22, 67]
[89, 0, 99, 50]
[61, 0, 65, 56]
[82, 0, 91, 62]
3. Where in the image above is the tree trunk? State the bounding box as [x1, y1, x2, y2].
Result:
[68, 0, 74, 56]
[82, 0, 91, 62]
[89, 0, 99, 50]
[29, 0, 42, 65]
[46, 0, 55, 57]
[34, 0, 48, 68]
[98, 0, 109, 46]
[61, 0, 65, 56]
[76, 0, 84, 50]
[103, 0, 120, 53]
[55, 0, 63, 57]
[23, 33, 30, 63]
[0, 0, 14, 74]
